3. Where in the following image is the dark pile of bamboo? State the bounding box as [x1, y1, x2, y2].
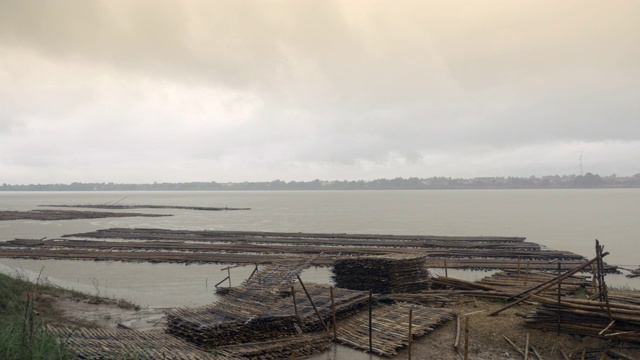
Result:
[217, 334, 329, 359]
[335, 303, 453, 357]
[627, 267, 640, 278]
[166, 257, 318, 347]
[333, 255, 430, 294]
[380, 291, 471, 307]
[522, 296, 640, 343]
[48, 326, 220, 359]
[267, 284, 370, 332]
[480, 270, 590, 296]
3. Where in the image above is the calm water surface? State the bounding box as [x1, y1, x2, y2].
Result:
[1, 190, 639, 308]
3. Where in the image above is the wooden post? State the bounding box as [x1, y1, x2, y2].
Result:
[464, 316, 469, 360]
[369, 290, 373, 353]
[297, 275, 329, 336]
[517, 256, 522, 281]
[490, 252, 609, 316]
[557, 262, 562, 334]
[330, 286, 337, 340]
[408, 307, 413, 360]
[524, 333, 529, 360]
[227, 268, 231, 287]
[454, 314, 461, 353]
[291, 285, 298, 317]
[444, 259, 448, 278]
[524, 261, 530, 286]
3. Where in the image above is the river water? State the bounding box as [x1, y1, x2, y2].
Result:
[1, 189, 639, 308]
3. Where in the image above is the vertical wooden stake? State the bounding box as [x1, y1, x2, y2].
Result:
[291, 350, 295, 360]
[557, 262, 562, 334]
[524, 261, 530, 286]
[524, 333, 530, 360]
[444, 259, 448, 278]
[369, 290, 373, 353]
[517, 256, 522, 281]
[291, 285, 298, 317]
[464, 316, 469, 360]
[330, 286, 337, 340]
[408, 307, 413, 360]
[227, 268, 231, 287]
[205, 277, 208, 290]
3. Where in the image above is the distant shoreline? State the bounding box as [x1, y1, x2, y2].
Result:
[2, 173, 639, 191]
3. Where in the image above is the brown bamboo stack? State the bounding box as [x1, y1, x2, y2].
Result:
[217, 334, 329, 359]
[522, 296, 640, 343]
[335, 303, 453, 357]
[48, 326, 221, 359]
[333, 255, 431, 294]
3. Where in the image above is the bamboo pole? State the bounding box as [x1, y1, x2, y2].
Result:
[524, 333, 529, 360]
[330, 286, 337, 341]
[296, 275, 329, 336]
[490, 252, 609, 316]
[444, 259, 448, 277]
[227, 268, 231, 287]
[524, 261, 530, 286]
[557, 262, 562, 335]
[454, 314, 461, 353]
[408, 307, 413, 360]
[369, 290, 373, 353]
[517, 256, 522, 281]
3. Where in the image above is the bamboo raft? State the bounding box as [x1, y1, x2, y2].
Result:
[0, 210, 170, 221]
[0, 228, 616, 272]
[335, 303, 454, 357]
[48, 326, 221, 359]
[333, 255, 431, 294]
[40, 204, 251, 211]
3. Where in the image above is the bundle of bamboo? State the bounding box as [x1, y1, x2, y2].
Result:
[48, 326, 221, 359]
[332, 255, 430, 294]
[217, 334, 329, 359]
[335, 303, 453, 357]
[522, 296, 640, 343]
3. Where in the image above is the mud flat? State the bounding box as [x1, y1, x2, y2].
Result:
[0, 209, 171, 221]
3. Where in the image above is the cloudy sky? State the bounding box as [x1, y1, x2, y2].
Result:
[1, 1, 639, 184]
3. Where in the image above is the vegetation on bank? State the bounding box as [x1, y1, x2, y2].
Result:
[0, 272, 72, 359]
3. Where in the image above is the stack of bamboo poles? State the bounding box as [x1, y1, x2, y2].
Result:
[268, 284, 370, 332]
[522, 296, 640, 343]
[217, 334, 329, 359]
[333, 255, 430, 294]
[627, 267, 640, 278]
[166, 257, 317, 347]
[335, 303, 453, 357]
[48, 326, 221, 359]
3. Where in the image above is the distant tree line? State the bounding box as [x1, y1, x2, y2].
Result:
[2, 173, 640, 191]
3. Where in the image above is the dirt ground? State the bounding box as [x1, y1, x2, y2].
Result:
[395, 300, 640, 360]
[38, 292, 165, 331]
[40, 291, 640, 360]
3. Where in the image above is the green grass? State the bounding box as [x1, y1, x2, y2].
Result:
[0, 272, 73, 360]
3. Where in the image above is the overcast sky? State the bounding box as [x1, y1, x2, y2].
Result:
[1, 1, 639, 184]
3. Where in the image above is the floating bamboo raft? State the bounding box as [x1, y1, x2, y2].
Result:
[48, 326, 221, 359]
[333, 255, 430, 294]
[41, 204, 250, 211]
[2, 228, 613, 272]
[335, 303, 453, 357]
[0, 210, 170, 221]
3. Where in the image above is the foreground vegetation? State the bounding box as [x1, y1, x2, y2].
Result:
[0, 272, 72, 359]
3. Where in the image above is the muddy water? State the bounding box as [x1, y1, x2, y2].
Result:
[1, 189, 639, 308]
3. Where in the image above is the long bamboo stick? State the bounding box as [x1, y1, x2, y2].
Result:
[490, 252, 609, 316]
